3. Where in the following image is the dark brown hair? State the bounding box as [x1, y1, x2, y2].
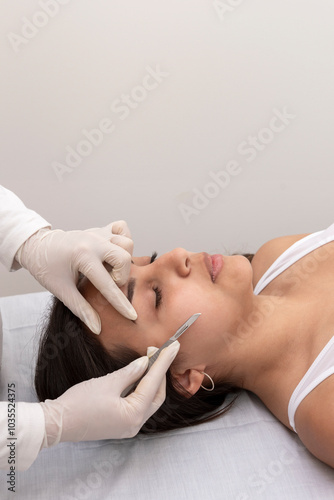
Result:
[34, 253, 254, 434]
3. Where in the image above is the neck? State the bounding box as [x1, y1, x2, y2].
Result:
[216, 293, 316, 397]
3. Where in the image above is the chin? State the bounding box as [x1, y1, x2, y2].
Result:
[232, 253, 252, 269]
[229, 254, 254, 289]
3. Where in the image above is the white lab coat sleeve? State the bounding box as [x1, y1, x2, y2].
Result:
[0, 185, 51, 271]
[0, 401, 45, 471]
[0, 186, 49, 469]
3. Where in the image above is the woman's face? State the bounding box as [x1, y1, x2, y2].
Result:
[82, 248, 254, 393]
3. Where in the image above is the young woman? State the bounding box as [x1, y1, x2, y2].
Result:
[35, 223, 334, 468]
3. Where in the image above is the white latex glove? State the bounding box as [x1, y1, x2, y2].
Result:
[40, 341, 180, 446]
[15, 221, 137, 333]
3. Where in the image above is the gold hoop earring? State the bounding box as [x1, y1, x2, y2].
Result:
[200, 372, 215, 391]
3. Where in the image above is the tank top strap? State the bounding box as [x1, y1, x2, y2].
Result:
[252, 222, 334, 434]
[288, 335, 334, 432]
[254, 223, 334, 296]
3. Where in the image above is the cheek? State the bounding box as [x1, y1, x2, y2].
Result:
[219, 255, 253, 295]
[128, 323, 176, 356]
[170, 283, 222, 321]
[169, 285, 206, 318]
[168, 289, 222, 350]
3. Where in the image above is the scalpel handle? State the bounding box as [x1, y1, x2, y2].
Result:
[121, 339, 176, 397]
[121, 313, 201, 397]
[147, 339, 175, 368]
[121, 369, 149, 398]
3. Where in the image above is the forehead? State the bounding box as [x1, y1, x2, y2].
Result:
[78, 254, 152, 301]
[132, 255, 152, 266]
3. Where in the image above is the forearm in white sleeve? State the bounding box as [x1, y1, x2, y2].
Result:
[0, 401, 45, 471]
[0, 185, 51, 271]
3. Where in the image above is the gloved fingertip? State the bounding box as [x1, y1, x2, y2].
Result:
[163, 340, 180, 360]
[147, 346, 159, 357]
[119, 302, 137, 321]
[127, 308, 137, 321]
[132, 356, 149, 372]
[111, 270, 129, 287]
[85, 315, 101, 335]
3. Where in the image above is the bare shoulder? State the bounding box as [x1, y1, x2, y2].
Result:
[294, 379, 334, 468]
[252, 233, 310, 289]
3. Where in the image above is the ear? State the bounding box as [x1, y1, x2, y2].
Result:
[172, 369, 206, 397]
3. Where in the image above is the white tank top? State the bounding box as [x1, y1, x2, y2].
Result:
[253, 222, 334, 433]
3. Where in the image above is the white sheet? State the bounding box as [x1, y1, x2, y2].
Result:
[0, 292, 334, 499]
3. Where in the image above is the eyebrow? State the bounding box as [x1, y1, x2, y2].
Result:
[127, 277, 136, 304]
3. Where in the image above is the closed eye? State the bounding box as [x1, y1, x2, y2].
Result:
[153, 286, 162, 308]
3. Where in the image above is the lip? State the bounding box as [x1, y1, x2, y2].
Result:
[203, 253, 223, 282]
[211, 254, 223, 282]
[203, 252, 213, 280]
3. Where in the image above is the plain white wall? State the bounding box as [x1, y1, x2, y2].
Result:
[1, 0, 334, 297]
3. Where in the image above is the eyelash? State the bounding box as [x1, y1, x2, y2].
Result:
[153, 286, 162, 308]
[150, 252, 162, 307]
[150, 251, 158, 263]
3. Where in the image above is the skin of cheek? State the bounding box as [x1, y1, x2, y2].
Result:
[175, 286, 256, 379]
[163, 285, 228, 371]
[98, 285, 212, 366]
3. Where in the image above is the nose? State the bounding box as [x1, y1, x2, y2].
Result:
[158, 248, 190, 278]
